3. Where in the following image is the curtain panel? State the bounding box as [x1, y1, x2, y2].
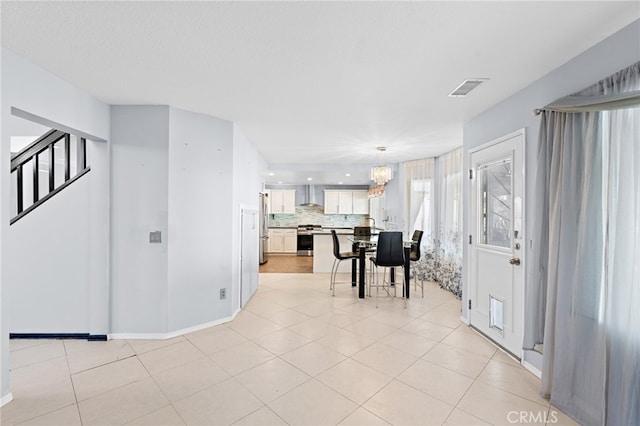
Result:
[531, 61, 639, 425]
[435, 148, 463, 297]
[402, 158, 435, 244]
[405, 149, 463, 297]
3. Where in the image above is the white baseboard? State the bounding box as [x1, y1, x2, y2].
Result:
[109, 312, 239, 341]
[523, 360, 542, 379]
[1, 392, 13, 407]
[460, 314, 470, 325]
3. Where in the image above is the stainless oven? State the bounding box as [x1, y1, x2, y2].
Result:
[297, 225, 321, 256]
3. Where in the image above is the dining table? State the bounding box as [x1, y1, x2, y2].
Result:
[349, 235, 412, 300]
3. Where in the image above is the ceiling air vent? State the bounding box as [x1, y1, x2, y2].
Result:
[448, 79, 488, 97]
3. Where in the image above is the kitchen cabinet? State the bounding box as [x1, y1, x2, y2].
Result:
[324, 190, 369, 214]
[284, 230, 297, 252]
[269, 190, 296, 214]
[352, 191, 369, 214]
[313, 231, 353, 273]
[268, 229, 283, 252]
[268, 229, 297, 253]
[338, 192, 353, 214]
[324, 191, 340, 214]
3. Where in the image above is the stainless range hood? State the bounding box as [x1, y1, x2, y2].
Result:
[298, 185, 323, 207]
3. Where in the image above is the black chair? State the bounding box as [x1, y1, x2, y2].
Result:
[353, 226, 376, 253]
[330, 230, 359, 296]
[368, 231, 406, 307]
[410, 230, 424, 297]
[353, 226, 371, 239]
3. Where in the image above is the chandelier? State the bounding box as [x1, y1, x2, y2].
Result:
[370, 147, 393, 185]
[367, 184, 385, 198]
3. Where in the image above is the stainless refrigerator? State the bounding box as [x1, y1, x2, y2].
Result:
[259, 193, 269, 264]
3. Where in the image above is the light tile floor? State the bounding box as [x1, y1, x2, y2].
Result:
[1, 273, 579, 426]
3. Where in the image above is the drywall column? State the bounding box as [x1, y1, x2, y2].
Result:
[1, 91, 10, 406]
[111, 105, 243, 335]
[89, 138, 111, 337]
[167, 107, 234, 331]
[110, 106, 170, 334]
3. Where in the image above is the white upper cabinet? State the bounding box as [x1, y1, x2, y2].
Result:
[351, 191, 369, 214]
[324, 191, 340, 214]
[269, 189, 296, 214]
[324, 190, 369, 214]
[338, 192, 353, 214]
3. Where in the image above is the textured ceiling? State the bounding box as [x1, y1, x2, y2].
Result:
[2, 1, 638, 184]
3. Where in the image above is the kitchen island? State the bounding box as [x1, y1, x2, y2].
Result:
[312, 229, 354, 273]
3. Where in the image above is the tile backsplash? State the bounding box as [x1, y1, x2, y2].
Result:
[268, 205, 370, 228]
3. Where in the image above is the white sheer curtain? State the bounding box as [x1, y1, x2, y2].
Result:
[532, 62, 639, 425]
[403, 158, 435, 243]
[603, 69, 639, 426]
[403, 152, 463, 297]
[436, 148, 463, 297]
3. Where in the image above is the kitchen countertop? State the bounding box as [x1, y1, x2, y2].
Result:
[313, 228, 383, 236]
[313, 231, 353, 235]
[268, 226, 384, 234]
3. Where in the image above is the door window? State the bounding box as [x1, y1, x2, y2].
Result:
[479, 158, 512, 248]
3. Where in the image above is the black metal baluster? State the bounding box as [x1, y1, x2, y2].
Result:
[33, 154, 39, 203]
[16, 164, 24, 214]
[64, 134, 70, 181]
[49, 144, 55, 192]
[79, 138, 87, 170]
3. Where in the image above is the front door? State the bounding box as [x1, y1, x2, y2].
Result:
[469, 130, 525, 359]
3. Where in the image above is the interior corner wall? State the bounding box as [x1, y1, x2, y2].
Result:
[167, 107, 234, 331]
[232, 124, 267, 311]
[1, 48, 110, 400]
[110, 106, 170, 334]
[461, 19, 640, 369]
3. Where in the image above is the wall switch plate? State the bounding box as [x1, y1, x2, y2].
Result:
[149, 231, 162, 243]
[220, 288, 227, 299]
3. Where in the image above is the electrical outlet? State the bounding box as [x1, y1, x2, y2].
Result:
[220, 288, 227, 300]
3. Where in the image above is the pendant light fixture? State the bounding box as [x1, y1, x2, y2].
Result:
[370, 146, 393, 185]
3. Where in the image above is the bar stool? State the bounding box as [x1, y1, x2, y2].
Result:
[330, 230, 359, 296]
[368, 231, 405, 307]
[409, 230, 424, 297]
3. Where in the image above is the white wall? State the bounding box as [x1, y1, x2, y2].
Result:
[0, 49, 269, 405]
[167, 107, 234, 331]
[110, 106, 170, 334]
[232, 124, 267, 311]
[8, 174, 91, 333]
[110, 105, 241, 334]
[461, 19, 640, 369]
[1, 48, 110, 402]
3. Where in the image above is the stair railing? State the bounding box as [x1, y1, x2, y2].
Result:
[10, 129, 90, 224]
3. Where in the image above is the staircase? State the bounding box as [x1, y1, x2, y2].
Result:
[10, 129, 90, 224]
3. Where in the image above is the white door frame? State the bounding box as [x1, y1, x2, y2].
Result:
[467, 128, 526, 361]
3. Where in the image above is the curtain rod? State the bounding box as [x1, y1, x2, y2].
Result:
[534, 90, 640, 116]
